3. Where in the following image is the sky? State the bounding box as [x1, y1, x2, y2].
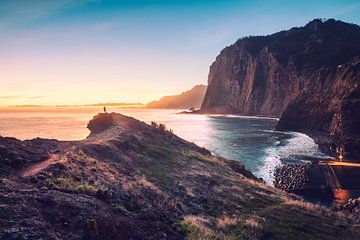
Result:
[0, 0, 359, 106]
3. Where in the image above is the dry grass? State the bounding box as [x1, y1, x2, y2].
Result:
[217, 215, 238, 229]
[282, 198, 328, 213]
[244, 216, 265, 230]
[183, 215, 213, 235]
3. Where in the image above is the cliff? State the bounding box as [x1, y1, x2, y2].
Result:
[147, 85, 207, 109]
[276, 58, 360, 159]
[1, 112, 359, 239]
[201, 19, 360, 159]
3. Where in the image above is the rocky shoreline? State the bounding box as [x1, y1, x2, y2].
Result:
[273, 158, 360, 210]
[338, 197, 360, 220]
[274, 163, 334, 203]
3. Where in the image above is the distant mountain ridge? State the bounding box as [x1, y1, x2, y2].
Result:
[147, 85, 207, 109]
[200, 19, 360, 160]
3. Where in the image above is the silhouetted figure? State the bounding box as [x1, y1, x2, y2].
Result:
[336, 146, 344, 162]
[103, 106, 107, 113]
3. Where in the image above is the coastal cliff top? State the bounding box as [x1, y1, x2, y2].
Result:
[1, 112, 360, 239]
[226, 19, 360, 68]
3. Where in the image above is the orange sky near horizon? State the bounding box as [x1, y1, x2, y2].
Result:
[1, 52, 204, 106]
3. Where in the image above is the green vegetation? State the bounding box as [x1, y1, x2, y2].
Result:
[145, 144, 177, 159]
[241, 193, 283, 211]
[260, 205, 356, 240]
[150, 121, 173, 134]
[204, 203, 360, 240]
[47, 177, 96, 194]
[111, 202, 129, 213]
[175, 220, 206, 240]
[183, 151, 217, 165]
[141, 144, 178, 185]
[142, 167, 174, 185]
[76, 184, 96, 193]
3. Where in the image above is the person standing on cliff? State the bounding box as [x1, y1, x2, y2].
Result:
[103, 106, 107, 113]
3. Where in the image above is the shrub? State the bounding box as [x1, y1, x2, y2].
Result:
[150, 121, 168, 134]
[47, 177, 97, 194]
[175, 220, 204, 240]
[151, 121, 158, 128]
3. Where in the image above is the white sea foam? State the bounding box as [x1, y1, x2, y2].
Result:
[256, 131, 331, 185]
[209, 114, 279, 121]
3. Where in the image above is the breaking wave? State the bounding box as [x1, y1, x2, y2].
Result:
[256, 131, 331, 185]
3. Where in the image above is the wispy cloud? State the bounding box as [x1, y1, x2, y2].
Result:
[0, 96, 21, 99]
[0, 0, 97, 30]
[0, 95, 44, 99]
[29, 96, 44, 99]
[329, 2, 360, 18]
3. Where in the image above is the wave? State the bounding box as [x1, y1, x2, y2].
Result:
[256, 131, 332, 185]
[208, 114, 279, 121]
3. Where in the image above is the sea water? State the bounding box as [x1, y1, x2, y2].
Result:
[0, 107, 329, 184]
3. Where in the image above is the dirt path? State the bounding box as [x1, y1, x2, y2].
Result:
[21, 153, 65, 178]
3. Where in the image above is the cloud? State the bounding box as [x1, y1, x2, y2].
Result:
[329, 2, 360, 18]
[0, 96, 22, 99]
[29, 96, 44, 99]
[0, 95, 44, 99]
[0, 0, 98, 30]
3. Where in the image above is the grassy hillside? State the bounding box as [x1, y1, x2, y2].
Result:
[0, 113, 359, 239]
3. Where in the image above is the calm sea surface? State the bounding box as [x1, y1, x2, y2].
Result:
[0, 107, 329, 184]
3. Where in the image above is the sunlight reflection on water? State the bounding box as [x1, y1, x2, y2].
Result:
[0, 107, 328, 182]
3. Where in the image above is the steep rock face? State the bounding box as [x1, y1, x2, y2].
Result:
[201, 19, 360, 117]
[276, 58, 360, 160]
[202, 46, 302, 116]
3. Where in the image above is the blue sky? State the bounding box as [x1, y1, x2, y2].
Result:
[0, 0, 359, 105]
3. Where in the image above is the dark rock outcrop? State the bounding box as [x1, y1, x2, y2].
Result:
[87, 113, 114, 135]
[201, 19, 360, 159]
[274, 163, 333, 199]
[222, 159, 258, 181]
[338, 197, 360, 216]
[147, 85, 207, 109]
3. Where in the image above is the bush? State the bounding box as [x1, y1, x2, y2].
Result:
[47, 177, 97, 194]
[158, 123, 166, 132]
[150, 121, 169, 134]
[175, 221, 204, 240]
[151, 121, 158, 128]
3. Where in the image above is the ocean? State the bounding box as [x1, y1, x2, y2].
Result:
[0, 107, 330, 184]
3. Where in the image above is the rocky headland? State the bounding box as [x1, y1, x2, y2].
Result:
[147, 85, 207, 109]
[200, 19, 360, 160]
[1, 112, 360, 239]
